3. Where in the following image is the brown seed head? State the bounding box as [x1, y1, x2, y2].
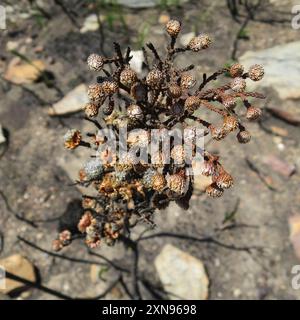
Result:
[248, 64, 264, 81]
[237, 130, 251, 143]
[209, 125, 228, 141]
[152, 173, 167, 192]
[83, 102, 99, 118]
[246, 106, 262, 121]
[230, 77, 246, 92]
[64, 129, 81, 149]
[223, 115, 239, 133]
[166, 19, 181, 37]
[168, 83, 182, 98]
[171, 145, 185, 165]
[180, 73, 196, 89]
[127, 104, 144, 121]
[146, 69, 164, 88]
[184, 95, 201, 112]
[87, 83, 104, 103]
[206, 184, 224, 197]
[87, 54, 104, 71]
[222, 96, 236, 110]
[215, 170, 234, 189]
[188, 34, 212, 51]
[120, 67, 138, 87]
[167, 173, 187, 194]
[229, 63, 244, 78]
[102, 80, 119, 95]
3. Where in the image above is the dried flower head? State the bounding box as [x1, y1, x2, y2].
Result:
[180, 73, 196, 89]
[87, 83, 104, 103]
[230, 77, 246, 92]
[188, 34, 212, 51]
[120, 67, 138, 87]
[87, 54, 104, 71]
[237, 129, 251, 143]
[102, 80, 119, 96]
[248, 64, 264, 82]
[206, 184, 224, 198]
[64, 129, 81, 149]
[229, 63, 244, 78]
[84, 102, 99, 118]
[127, 104, 144, 122]
[184, 95, 201, 112]
[166, 19, 181, 37]
[168, 83, 182, 98]
[246, 106, 262, 121]
[146, 69, 164, 88]
[167, 173, 187, 194]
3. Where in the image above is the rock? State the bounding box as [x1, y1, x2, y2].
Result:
[4, 58, 46, 84]
[49, 84, 89, 116]
[116, 0, 188, 8]
[158, 14, 170, 25]
[179, 32, 195, 47]
[154, 244, 209, 300]
[0, 254, 36, 294]
[80, 14, 103, 33]
[129, 50, 144, 74]
[263, 155, 296, 178]
[240, 41, 300, 99]
[289, 215, 300, 261]
[269, 126, 288, 137]
[6, 40, 19, 51]
[0, 125, 6, 145]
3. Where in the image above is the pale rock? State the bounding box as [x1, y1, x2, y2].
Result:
[240, 41, 300, 99]
[155, 244, 209, 300]
[6, 40, 19, 51]
[129, 50, 144, 74]
[117, 0, 188, 8]
[0, 125, 6, 145]
[289, 215, 300, 261]
[0, 254, 36, 294]
[49, 84, 89, 116]
[179, 32, 195, 47]
[80, 14, 104, 33]
[4, 58, 46, 84]
[263, 155, 296, 177]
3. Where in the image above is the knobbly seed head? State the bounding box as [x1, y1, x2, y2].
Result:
[237, 130, 251, 143]
[87, 83, 104, 103]
[64, 129, 81, 149]
[166, 19, 181, 37]
[248, 64, 264, 81]
[209, 125, 228, 141]
[180, 73, 196, 89]
[127, 104, 144, 121]
[171, 145, 185, 165]
[222, 96, 236, 110]
[120, 67, 137, 87]
[200, 161, 216, 176]
[246, 106, 262, 121]
[167, 173, 186, 194]
[223, 115, 239, 133]
[152, 173, 167, 192]
[83, 159, 104, 180]
[188, 34, 212, 52]
[206, 184, 224, 197]
[184, 95, 201, 112]
[168, 83, 182, 98]
[229, 63, 244, 78]
[102, 80, 119, 95]
[87, 54, 104, 71]
[83, 102, 99, 118]
[146, 69, 164, 88]
[214, 170, 234, 189]
[230, 77, 246, 92]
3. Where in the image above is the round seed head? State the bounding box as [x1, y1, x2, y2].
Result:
[167, 173, 187, 194]
[248, 64, 264, 81]
[127, 104, 144, 121]
[180, 73, 196, 89]
[206, 184, 224, 197]
[215, 171, 234, 189]
[209, 125, 228, 141]
[168, 83, 182, 98]
[246, 106, 262, 121]
[146, 69, 164, 88]
[166, 19, 181, 37]
[188, 34, 212, 52]
[127, 130, 149, 148]
[200, 161, 216, 176]
[102, 80, 119, 95]
[237, 130, 251, 143]
[152, 173, 167, 192]
[83, 158, 104, 180]
[64, 129, 81, 149]
[87, 54, 104, 71]
[223, 115, 239, 133]
[142, 168, 157, 188]
[87, 83, 104, 103]
[230, 77, 246, 92]
[78, 211, 93, 233]
[184, 95, 201, 112]
[222, 96, 236, 110]
[52, 239, 63, 252]
[83, 103, 99, 118]
[59, 230, 72, 246]
[229, 63, 244, 78]
[171, 145, 185, 165]
[120, 67, 138, 87]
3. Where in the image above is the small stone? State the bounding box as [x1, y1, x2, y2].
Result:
[129, 50, 144, 74]
[263, 155, 296, 178]
[0, 125, 6, 145]
[158, 14, 170, 25]
[49, 84, 89, 116]
[80, 14, 104, 33]
[4, 58, 46, 84]
[269, 126, 288, 137]
[289, 215, 300, 261]
[179, 32, 196, 47]
[155, 244, 209, 300]
[0, 254, 36, 294]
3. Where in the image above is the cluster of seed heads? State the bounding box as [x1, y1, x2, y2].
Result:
[54, 20, 265, 251]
